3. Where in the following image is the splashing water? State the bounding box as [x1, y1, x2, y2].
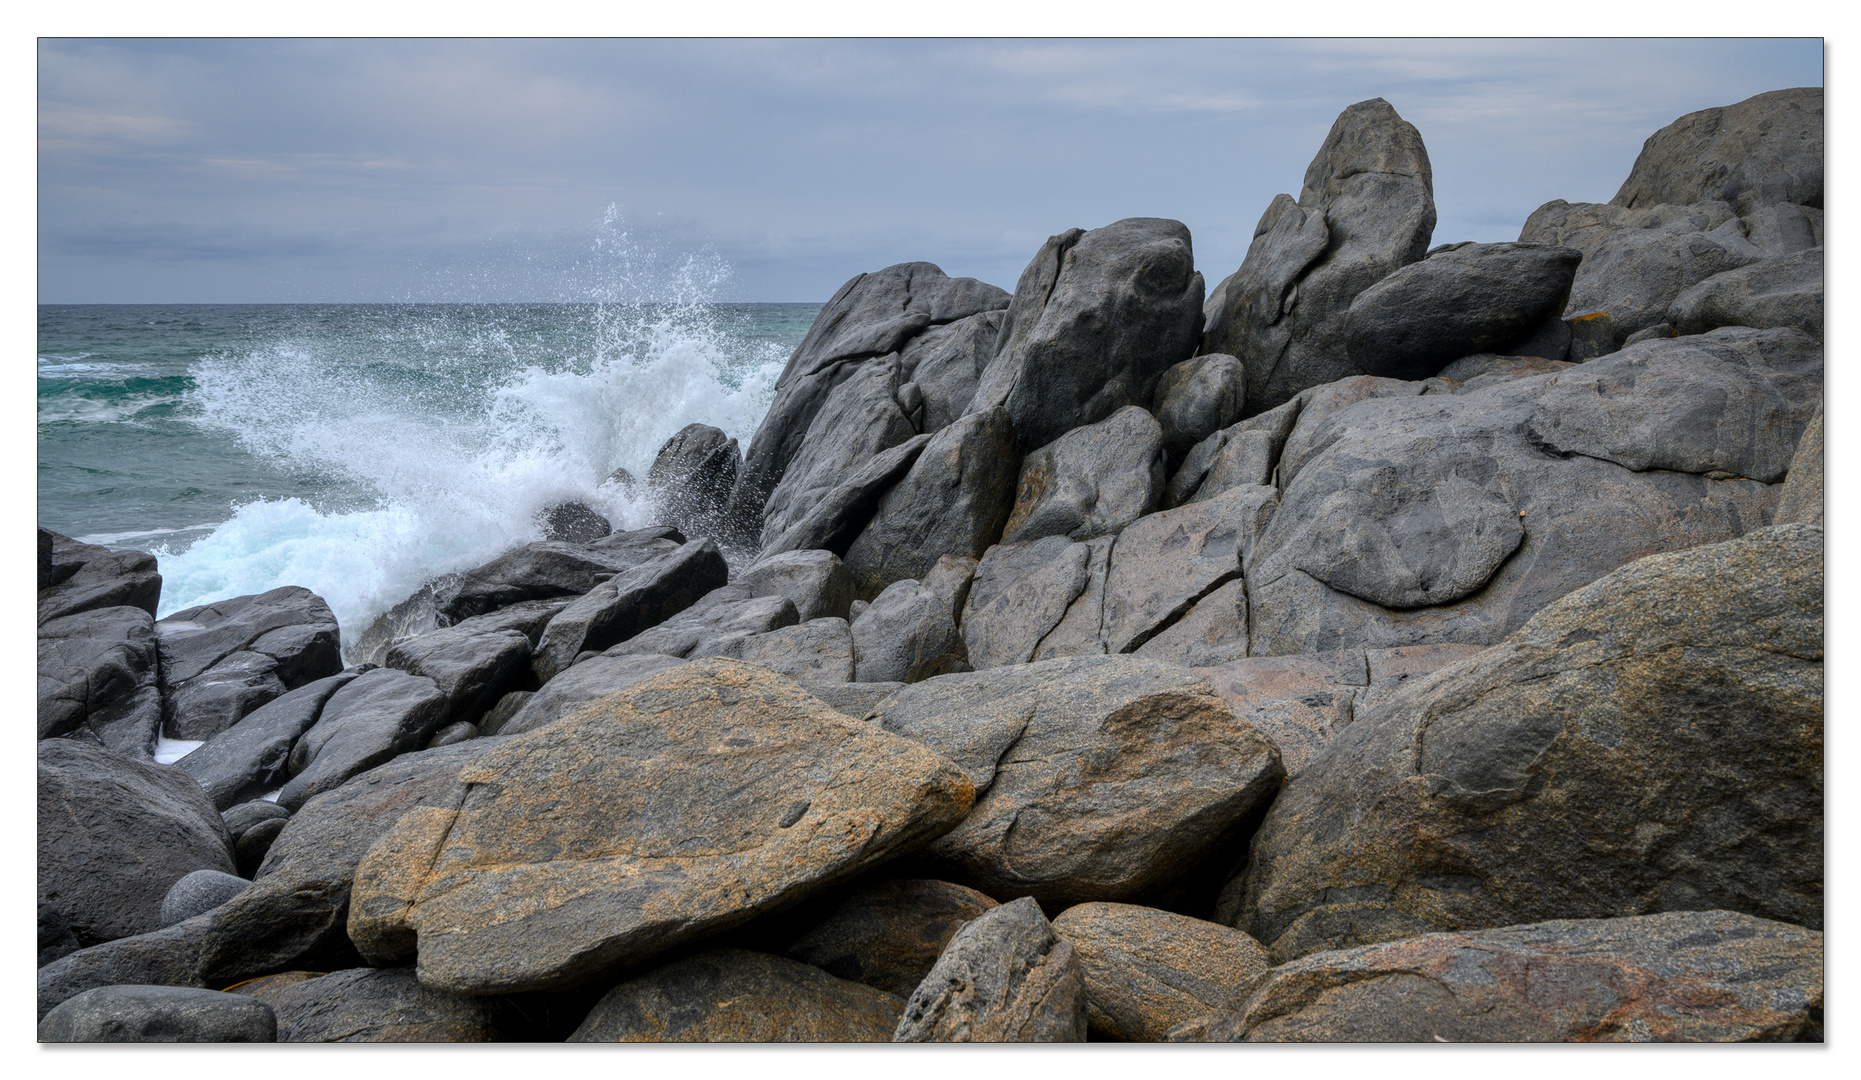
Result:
[146, 210, 794, 642]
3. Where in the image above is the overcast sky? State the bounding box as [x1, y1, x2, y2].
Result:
[37, 38, 1823, 304]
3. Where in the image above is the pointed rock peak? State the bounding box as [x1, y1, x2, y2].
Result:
[1300, 98, 1433, 207]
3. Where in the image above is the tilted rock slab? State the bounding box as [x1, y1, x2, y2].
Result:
[178, 671, 359, 810]
[646, 422, 741, 543]
[768, 877, 1000, 999]
[894, 896, 1086, 1042]
[1051, 901, 1272, 1042]
[346, 658, 975, 995]
[1184, 911, 1822, 1042]
[570, 948, 905, 1042]
[1234, 524, 1822, 963]
[531, 538, 729, 682]
[999, 404, 1167, 546]
[969, 217, 1204, 454]
[276, 666, 449, 811]
[39, 528, 162, 625]
[867, 656, 1283, 909]
[438, 530, 682, 624]
[156, 586, 343, 741]
[1205, 98, 1435, 415]
[38, 605, 164, 756]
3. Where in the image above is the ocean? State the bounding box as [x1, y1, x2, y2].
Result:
[37, 299, 820, 647]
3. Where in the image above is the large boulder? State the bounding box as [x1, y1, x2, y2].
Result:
[893, 896, 1086, 1042]
[713, 617, 857, 683]
[841, 407, 1019, 598]
[175, 671, 359, 810]
[156, 587, 343, 741]
[496, 653, 687, 736]
[530, 539, 730, 682]
[726, 263, 1010, 546]
[1244, 327, 1819, 657]
[764, 877, 1000, 999]
[38, 529, 161, 624]
[1152, 353, 1247, 460]
[868, 656, 1283, 908]
[1343, 241, 1582, 380]
[969, 217, 1204, 454]
[734, 548, 854, 622]
[646, 423, 741, 542]
[1051, 902, 1271, 1042]
[999, 405, 1167, 545]
[1233, 525, 1822, 963]
[276, 667, 449, 812]
[159, 869, 251, 928]
[1612, 87, 1822, 216]
[1205, 98, 1436, 415]
[757, 354, 920, 548]
[570, 949, 905, 1042]
[38, 985, 276, 1043]
[850, 578, 965, 684]
[384, 623, 531, 727]
[756, 433, 932, 559]
[195, 738, 511, 986]
[38, 739, 236, 947]
[1185, 911, 1823, 1043]
[1667, 245, 1822, 338]
[241, 967, 512, 1042]
[345, 659, 975, 995]
[1519, 199, 1762, 342]
[37, 605, 163, 756]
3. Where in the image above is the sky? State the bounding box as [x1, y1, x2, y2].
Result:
[37, 38, 1825, 304]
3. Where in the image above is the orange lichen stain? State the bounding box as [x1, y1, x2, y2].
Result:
[1571, 312, 1610, 323]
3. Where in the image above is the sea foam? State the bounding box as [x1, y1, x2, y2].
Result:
[152, 233, 787, 646]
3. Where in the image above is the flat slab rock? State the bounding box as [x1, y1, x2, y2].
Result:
[570, 948, 906, 1042]
[346, 658, 975, 994]
[1178, 910, 1823, 1042]
[867, 655, 1283, 909]
[38, 984, 276, 1043]
[237, 966, 511, 1042]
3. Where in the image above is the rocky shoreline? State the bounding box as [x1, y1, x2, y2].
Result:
[37, 87, 1823, 1043]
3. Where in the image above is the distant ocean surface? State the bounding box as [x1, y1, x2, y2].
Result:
[37, 300, 819, 643]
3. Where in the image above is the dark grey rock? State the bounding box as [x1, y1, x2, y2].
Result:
[530, 539, 730, 682]
[425, 721, 478, 748]
[475, 689, 534, 736]
[176, 671, 358, 810]
[221, 799, 290, 839]
[195, 738, 511, 986]
[870, 656, 1283, 908]
[1167, 392, 1304, 507]
[234, 817, 288, 879]
[842, 407, 1019, 599]
[1668, 245, 1822, 338]
[160, 869, 251, 928]
[801, 680, 904, 719]
[1153, 353, 1247, 460]
[276, 667, 450, 812]
[39, 984, 276, 1043]
[727, 263, 1010, 547]
[1740, 200, 1823, 256]
[250, 967, 511, 1042]
[714, 617, 856, 683]
[1567, 310, 1618, 360]
[1000, 405, 1166, 545]
[758, 433, 933, 559]
[767, 878, 1000, 1000]
[1622, 322, 1674, 346]
[447, 595, 573, 645]
[1100, 484, 1278, 655]
[350, 574, 461, 667]
[601, 586, 799, 661]
[38, 914, 217, 1021]
[894, 897, 1087, 1042]
[851, 578, 965, 683]
[735, 548, 854, 622]
[571, 949, 905, 1042]
[39, 901, 81, 967]
[899, 309, 1006, 433]
[440, 530, 683, 623]
[498, 653, 688, 736]
[1520, 199, 1761, 342]
[1613, 87, 1822, 215]
[538, 501, 611, 542]
[648, 423, 741, 542]
[1205, 99, 1436, 415]
[1234, 525, 1822, 961]
[156, 586, 342, 740]
[970, 218, 1205, 453]
[37, 605, 162, 757]
[385, 623, 531, 726]
[38, 739, 236, 947]
[1344, 241, 1582, 380]
[1775, 401, 1823, 528]
[1245, 327, 1818, 657]
[759, 353, 918, 547]
[38, 529, 162, 625]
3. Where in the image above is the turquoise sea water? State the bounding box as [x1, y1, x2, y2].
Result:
[37, 300, 819, 640]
